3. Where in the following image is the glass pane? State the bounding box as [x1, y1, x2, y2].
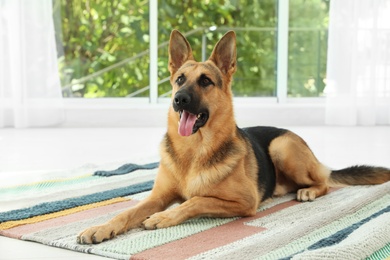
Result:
[55, 0, 150, 98]
[288, 0, 329, 97]
[55, 1, 330, 99]
[158, 0, 278, 97]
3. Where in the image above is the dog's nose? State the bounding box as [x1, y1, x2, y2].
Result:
[174, 92, 191, 108]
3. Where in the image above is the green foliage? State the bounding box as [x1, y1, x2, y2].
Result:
[56, 0, 329, 98]
[57, 0, 150, 97]
[157, 0, 277, 97]
[288, 0, 329, 97]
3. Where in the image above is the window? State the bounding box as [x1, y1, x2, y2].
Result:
[55, 0, 329, 99]
[157, 0, 278, 97]
[55, 0, 150, 98]
[288, 0, 329, 97]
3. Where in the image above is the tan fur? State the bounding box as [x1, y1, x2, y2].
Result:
[270, 131, 331, 201]
[77, 30, 389, 245]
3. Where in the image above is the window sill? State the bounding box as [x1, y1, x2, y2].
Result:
[62, 97, 326, 127]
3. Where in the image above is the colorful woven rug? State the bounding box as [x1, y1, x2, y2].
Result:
[0, 161, 389, 260]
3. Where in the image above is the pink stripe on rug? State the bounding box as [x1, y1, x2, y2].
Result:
[132, 200, 301, 260]
[0, 200, 139, 239]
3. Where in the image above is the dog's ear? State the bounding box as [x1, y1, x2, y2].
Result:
[209, 31, 237, 75]
[168, 30, 194, 75]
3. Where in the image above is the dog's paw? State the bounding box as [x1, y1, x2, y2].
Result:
[142, 211, 181, 230]
[297, 188, 317, 202]
[77, 224, 116, 244]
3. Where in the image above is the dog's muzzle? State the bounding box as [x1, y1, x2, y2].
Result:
[173, 91, 208, 137]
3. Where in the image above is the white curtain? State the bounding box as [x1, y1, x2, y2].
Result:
[325, 0, 390, 126]
[0, 0, 64, 128]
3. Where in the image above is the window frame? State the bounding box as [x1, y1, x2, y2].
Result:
[62, 0, 327, 127]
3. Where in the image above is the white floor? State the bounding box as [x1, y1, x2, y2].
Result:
[1, 126, 390, 259]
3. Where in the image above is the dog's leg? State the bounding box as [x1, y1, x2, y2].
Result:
[291, 161, 330, 202]
[77, 167, 178, 244]
[296, 182, 329, 201]
[142, 196, 255, 230]
[77, 194, 173, 244]
[270, 132, 331, 202]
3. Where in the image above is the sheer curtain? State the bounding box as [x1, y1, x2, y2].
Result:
[325, 0, 390, 126]
[0, 0, 64, 128]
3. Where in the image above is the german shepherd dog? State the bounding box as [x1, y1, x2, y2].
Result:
[78, 30, 390, 244]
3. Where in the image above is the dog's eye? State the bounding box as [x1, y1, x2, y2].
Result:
[198, 75, 214, 87]
[176, 75, 185, 86]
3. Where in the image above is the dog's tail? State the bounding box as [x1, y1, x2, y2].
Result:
[329, 165, 390, 187]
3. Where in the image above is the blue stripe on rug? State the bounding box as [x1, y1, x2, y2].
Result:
[282, 204, 390, 259]
[0, 180, 154, 223]
[307, 205, 390, 250]
[94, 162, 159, 177]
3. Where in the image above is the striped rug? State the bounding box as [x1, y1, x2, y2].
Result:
[1, 162, 389, 260]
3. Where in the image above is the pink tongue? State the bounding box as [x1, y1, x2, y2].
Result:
[178, 111, 197, 136]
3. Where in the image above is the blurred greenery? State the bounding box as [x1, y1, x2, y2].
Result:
[54, 0, 329, 98]
[288, 0, 329, 97]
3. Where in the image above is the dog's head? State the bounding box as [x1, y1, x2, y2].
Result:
[168, 30, 237, 137]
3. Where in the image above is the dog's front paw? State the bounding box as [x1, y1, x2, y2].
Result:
[77, 224, 117, 244]
[142, 211, 181, 230]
